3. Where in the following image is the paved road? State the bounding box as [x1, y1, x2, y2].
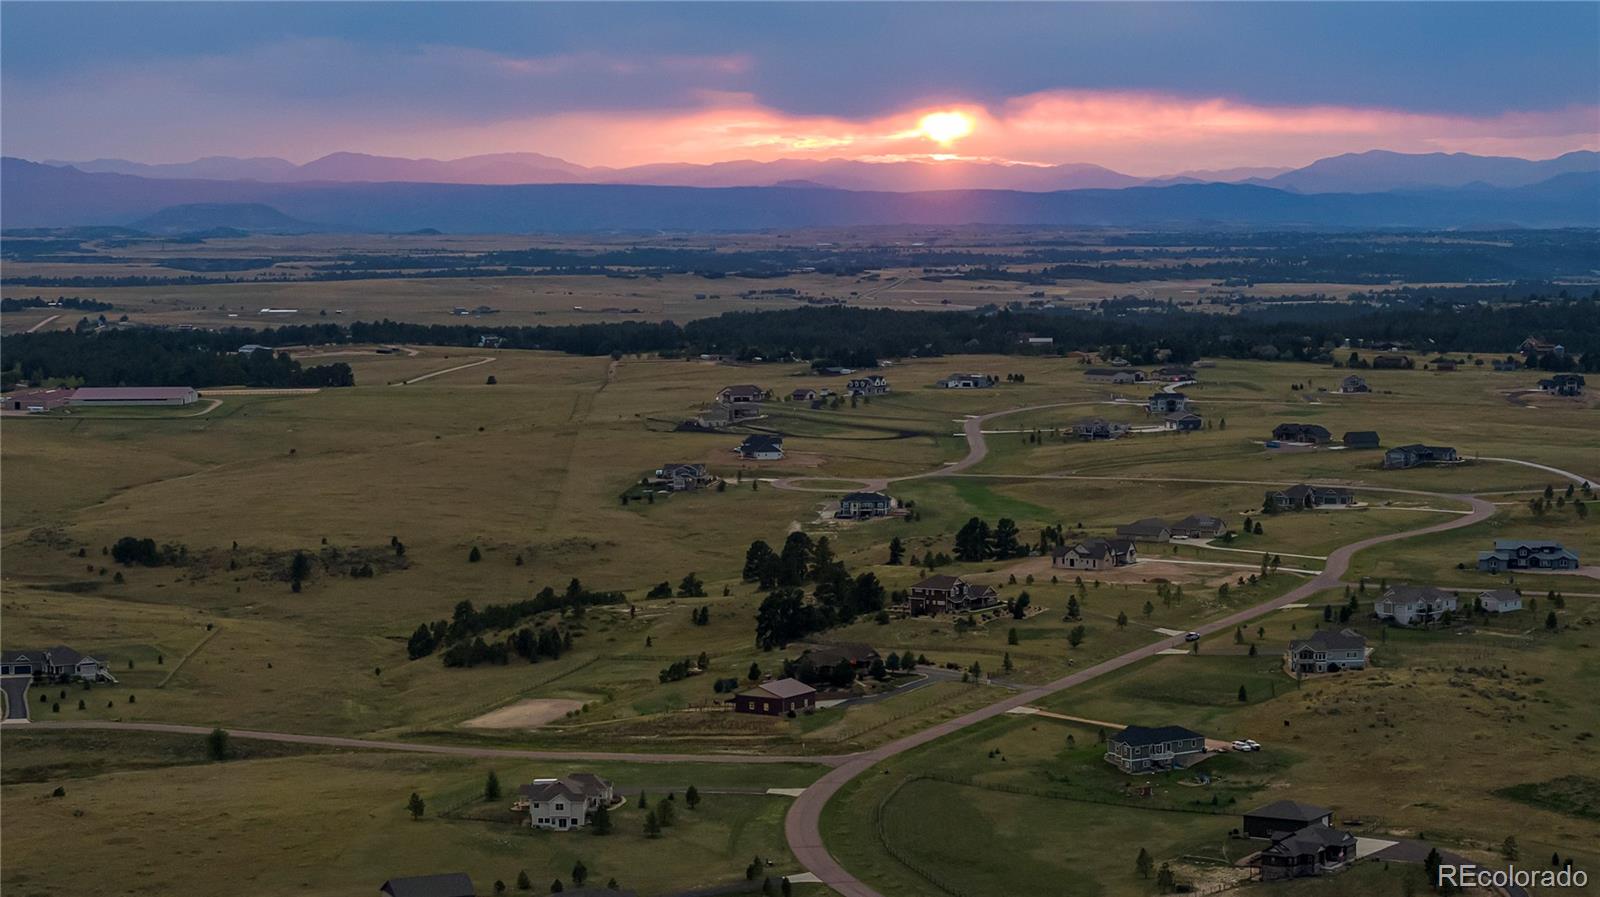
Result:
[783, 491, 1497, 896]
[21, 720, 850, 766]
[392, 356, 495, 386]
[1479, 456, 1595, 487]
[25, 314, 61, 333]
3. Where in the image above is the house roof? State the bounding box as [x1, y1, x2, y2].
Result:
[43, 645, 85, 666]
[73, 387, 196, 401]
[1111, 724, 1204, 747]
[1055, 537, 1135, 560]
[1173, 514, 1225, 531]
[1342, 431, 1380, 446]
[1290, 628, 1366, 652]
[1165, 412, 1202, 423]
[1245, 800, 1332, 823]
[1479, 589, 1521, 603]
[1262, 824, 1355, 858]
[518, 773, 611, 803]
[379, 873, 477, 897]
[804, 642, 879, 665]
[840, 491, 890, 504]
[721, 384, 764, 398]
[744, 677, 816, 700]
[1273, 423, 1331, 440]
[1381, 585, 1457, 605]
[912, 574, 964, 591]
[738, 434, 783, 451]
[1492, 539, 1567, 551]
[1117, 518, 1172, 537]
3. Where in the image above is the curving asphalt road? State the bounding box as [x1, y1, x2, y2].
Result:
[773, 396, 1502, 897]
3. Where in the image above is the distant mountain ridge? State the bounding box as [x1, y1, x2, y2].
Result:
[4, 156, 1596, 232]
[39, 148, 1598, 194]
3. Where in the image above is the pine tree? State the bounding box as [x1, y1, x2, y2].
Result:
[571, 860, 588, 887]
[517, 871, 531, 890]
[685, 785, 700, 809]
[407, 792, 425, 820]
[469, 546, 481, 563]
[888, 536, 904, 565]
[644, 809, 661, 838]
[590, 804, 612, 835]
[1136, 847, 1153, 879]
[484, 770, 501, 802]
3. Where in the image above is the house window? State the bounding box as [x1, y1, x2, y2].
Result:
[555, 803, 564, 811]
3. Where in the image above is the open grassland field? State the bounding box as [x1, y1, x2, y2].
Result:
[3, 227, 1543, 334]
[821, 595, 1600, 897]
[3, 349, 1597, 895]
[0, 730, 827, 897]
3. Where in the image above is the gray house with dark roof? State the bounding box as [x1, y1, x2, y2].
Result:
[1052, 538, 1137, 570]
[1374, 585, 1459, 626]
[1255, 824, 1356, 881]
[516, 773, 615, 831]
[1285, 629, 1367, 674]
[836, 491, 893, 519]
[1272, 423, 1332, 444]
[1342, 431, 1380, 450]
[1105, 724, 1207, 773]
[734, 678, 816, 716]
[1383, 443, 1459, 470]
[1116, 518, 1173, 542]
[1264, 484, 1355, 511]
[1243, 800, 1334, 839]
[736, 434, 784, 460]
[1477, 539, 1579, 572]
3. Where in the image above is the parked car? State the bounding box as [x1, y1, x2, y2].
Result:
[1244, 739, 1262, 750]
[1230, 740, 1253, 751]
[1184, 631, 1201, 642]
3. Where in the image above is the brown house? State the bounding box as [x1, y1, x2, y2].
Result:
[734, 678, 816, 716]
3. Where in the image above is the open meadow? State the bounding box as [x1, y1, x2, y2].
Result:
[3, 347, 1596, 895]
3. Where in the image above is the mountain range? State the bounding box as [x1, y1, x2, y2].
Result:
[5, 155, 1597, 233]
[40, 149, 1599, 194]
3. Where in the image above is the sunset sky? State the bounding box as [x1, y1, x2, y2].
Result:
[3, 2, 1597, 175]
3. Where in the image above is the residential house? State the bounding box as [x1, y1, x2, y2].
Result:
[1254, 825, 1357, 881]
[517, 774, 615, 831]
[716, 384, 766, 419]
[1477, 539, 1580, 572]
[1116, 518, 1173, 543]
[1084, 368, 1144, 384]
[846, 374, 890, 395]
[1263, 484, 1356, 511]
[1052, 538, 1137, 570]
[1374, 585, 1459, 626]
[801, 643, 880, 670]
[836, 491, 894, 519]
[734, 678, 816, 716]
[1491, 357, 1521, 372]
[1342, 431, 1380, 450]
[1147, 392, 1190, 414]
[1537, 373, 1586, 396]
[1243, 801, 1335, 839]
[652, 463, 714, 492]
[1104, 724, 1207, 773]
[477, 335, 503, 349]
[1431, 357, 1458, 371]
[1383, 443, 1459, 470]
[0, 646, 109, 682]
[1339, 375, 1370, 394]
[937, 373, 997, 389]
[1164, 412, 1203, 432]
[790, 388, 818, 402]
[1071, 417, 1131, 440]
[1171, 514, 1228, 539]
[1153, 366, 1197, 382]
[736, 435, 785, 461]
[379, 873, 477, 897]
[1371, 354, 1412, 369]
[1285, 629, 1367, 674]
[1478, 589, 1523, 613]
[692, 405, 734, 429]
[904, 574, 997, 615]
[1520, 337, 1565, 357]
[1272, 423, 1332, 444]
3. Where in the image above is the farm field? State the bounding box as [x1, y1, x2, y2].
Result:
[3, 348, 1596, 896]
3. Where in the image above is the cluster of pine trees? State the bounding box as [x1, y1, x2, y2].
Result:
[406, 579, 624, 665]
[744, 533, 887, 649]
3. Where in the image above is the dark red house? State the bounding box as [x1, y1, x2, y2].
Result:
[733, 678, 817, 716]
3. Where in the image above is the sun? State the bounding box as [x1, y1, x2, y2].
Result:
[917, 110, 975, 147]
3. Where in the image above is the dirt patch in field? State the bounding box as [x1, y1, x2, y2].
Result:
[462, 698, 585, 729]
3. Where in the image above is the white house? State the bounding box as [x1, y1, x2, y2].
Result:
[517, 774, 614, 831]
[736, 434, 784, 460]
[1374, 585, 1458, 626]
[1477, 589, 1523, 613]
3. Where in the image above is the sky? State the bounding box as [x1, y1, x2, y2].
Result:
[3, 2, 1598, 176]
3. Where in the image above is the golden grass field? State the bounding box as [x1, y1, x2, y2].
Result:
[3, 347, 1596, 895]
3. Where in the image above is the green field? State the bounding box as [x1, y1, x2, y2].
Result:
[4, 350, 1597, 895]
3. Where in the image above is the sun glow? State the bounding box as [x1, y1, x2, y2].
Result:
[917, 110, 975, 146]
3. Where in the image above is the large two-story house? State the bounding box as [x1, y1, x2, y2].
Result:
[0, 646, 110, 682]
[1104, 724, 1207, 773]
[1284, 629, 1367, 674]
[1052, 538, 1137, 570]
[937, 373, 997, 389]
[846, 375, 890, 396]
[1338, 375, 1370, 394]
[652, 463, 715, 491]
[905, 575, 999, 615]
[1147, 392, 1190, 414]
[735, 434, 785, 460]
[1374, 585, 1459, 626]
[836, 491, 893, 519]
[1477, 539, 1580, 572]
[516, 774, 615, 831]
[1071, 417, 1131, 440]
[716, 384, 766, 420]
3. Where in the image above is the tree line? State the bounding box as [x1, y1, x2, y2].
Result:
[745, 533, 888, 649]
[406, 579, 625, 665]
